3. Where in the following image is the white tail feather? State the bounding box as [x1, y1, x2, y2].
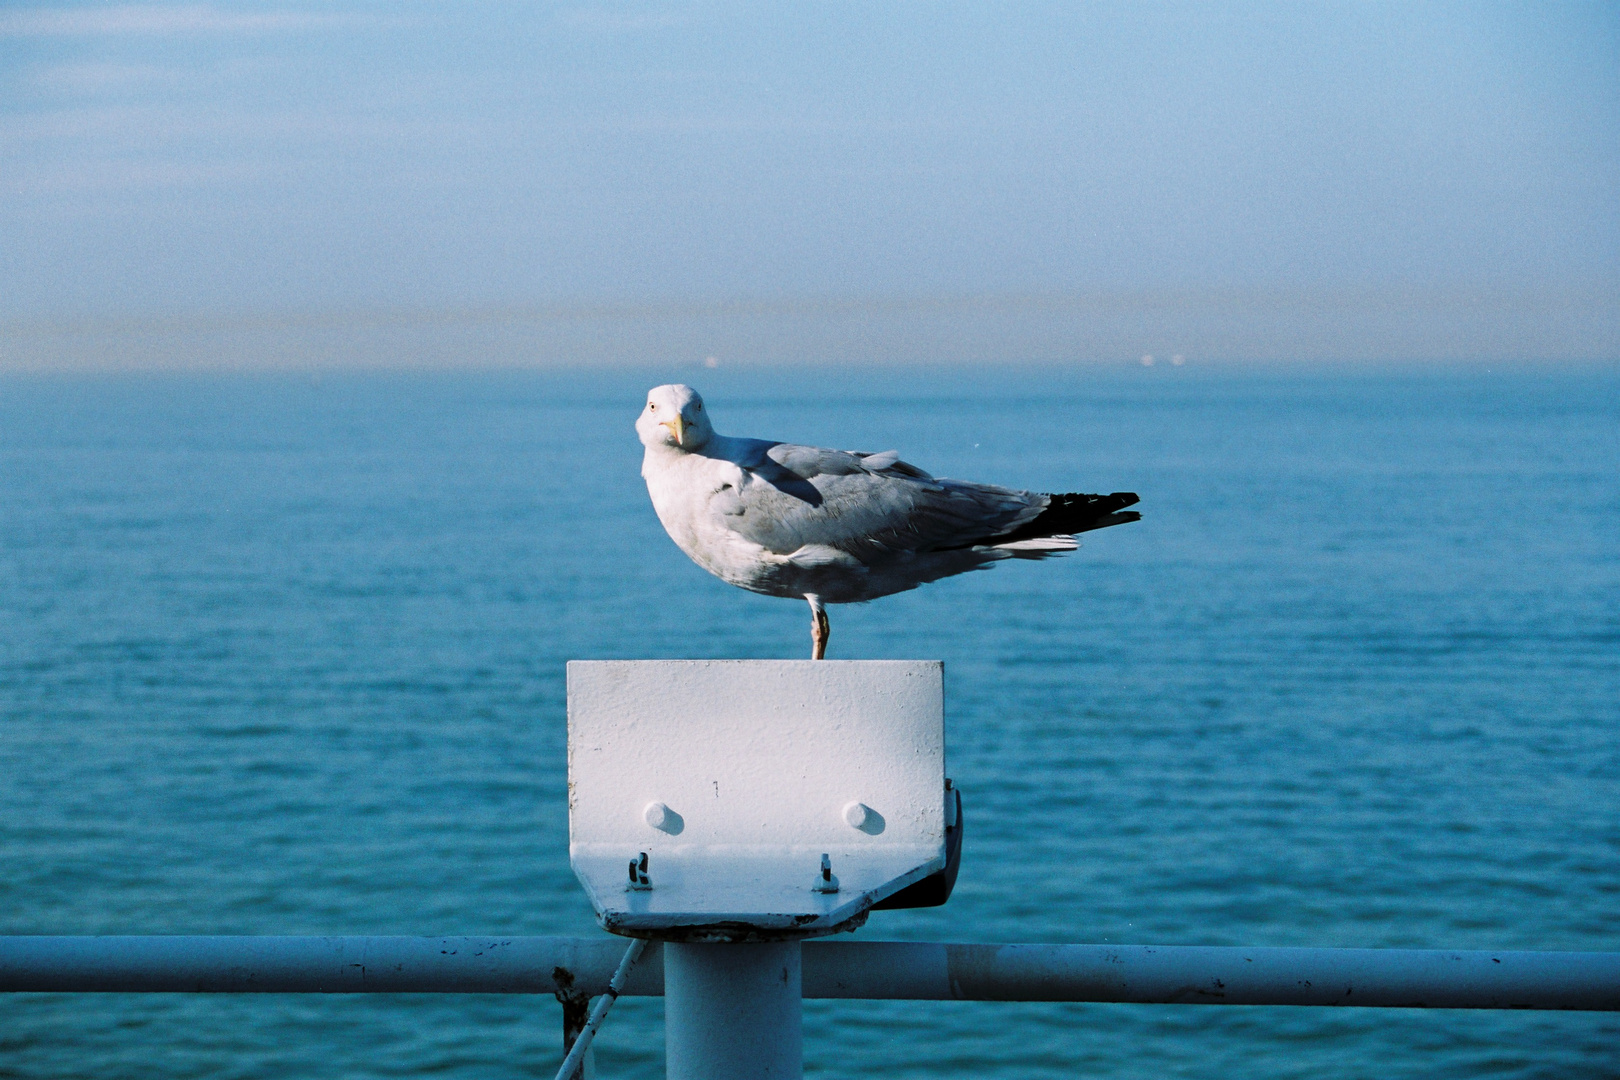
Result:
[992, 535, 1078, 553]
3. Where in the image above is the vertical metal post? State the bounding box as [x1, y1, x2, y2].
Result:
[664, 941, 802, 1080]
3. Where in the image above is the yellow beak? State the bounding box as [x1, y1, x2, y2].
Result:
[662, 415, 686, 446]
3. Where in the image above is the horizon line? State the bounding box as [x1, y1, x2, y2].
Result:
[6, 283, 1617, 341]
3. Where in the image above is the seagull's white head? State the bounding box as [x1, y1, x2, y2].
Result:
[636, 384, 714, 451]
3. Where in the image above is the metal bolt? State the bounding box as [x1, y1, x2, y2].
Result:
[843, 801, 872, 829]
[627, 851, 652, 891]
[812, 852, 839, 894]
[644, 801, 672, 829]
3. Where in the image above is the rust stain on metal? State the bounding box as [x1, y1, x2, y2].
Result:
[552, 965, 593, 1056]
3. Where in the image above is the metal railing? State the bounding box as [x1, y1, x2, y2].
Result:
[4, 936, 1616, 1010]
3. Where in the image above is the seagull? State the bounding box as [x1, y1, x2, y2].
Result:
[636, 384, 1139, 658]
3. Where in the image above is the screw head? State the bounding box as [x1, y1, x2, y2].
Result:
[842, 801, 872, 829]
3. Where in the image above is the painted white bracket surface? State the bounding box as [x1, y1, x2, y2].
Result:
[567, 660, 946, 941]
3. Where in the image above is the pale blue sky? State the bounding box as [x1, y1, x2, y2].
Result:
[2, 2, 1615, 368]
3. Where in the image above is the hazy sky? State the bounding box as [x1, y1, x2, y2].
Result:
[2, 2, 1616, 368]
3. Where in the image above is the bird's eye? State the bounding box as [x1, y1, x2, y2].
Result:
[648, 403, 656, 411]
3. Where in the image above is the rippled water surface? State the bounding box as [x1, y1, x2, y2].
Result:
[2, 365, 1617, 1078]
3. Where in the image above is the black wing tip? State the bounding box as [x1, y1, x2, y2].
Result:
[940, 490, 1141, 551]
[1084, 509, 1141, 532]
[1055, 491, 1138, 511]
[1044, 491, 1141, 517]
[980, 490, 1141, 547]
[1063, 492, 1140, 533]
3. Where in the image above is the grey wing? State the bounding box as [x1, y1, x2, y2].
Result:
[722, 441, 1046, 558]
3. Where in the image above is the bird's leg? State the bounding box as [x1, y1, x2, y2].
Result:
[806, 595, 829, 660]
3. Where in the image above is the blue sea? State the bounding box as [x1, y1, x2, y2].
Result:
[2, 364, 1617, 1078]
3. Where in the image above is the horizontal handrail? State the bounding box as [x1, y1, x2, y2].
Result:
[2, 937, 1616, 1010]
